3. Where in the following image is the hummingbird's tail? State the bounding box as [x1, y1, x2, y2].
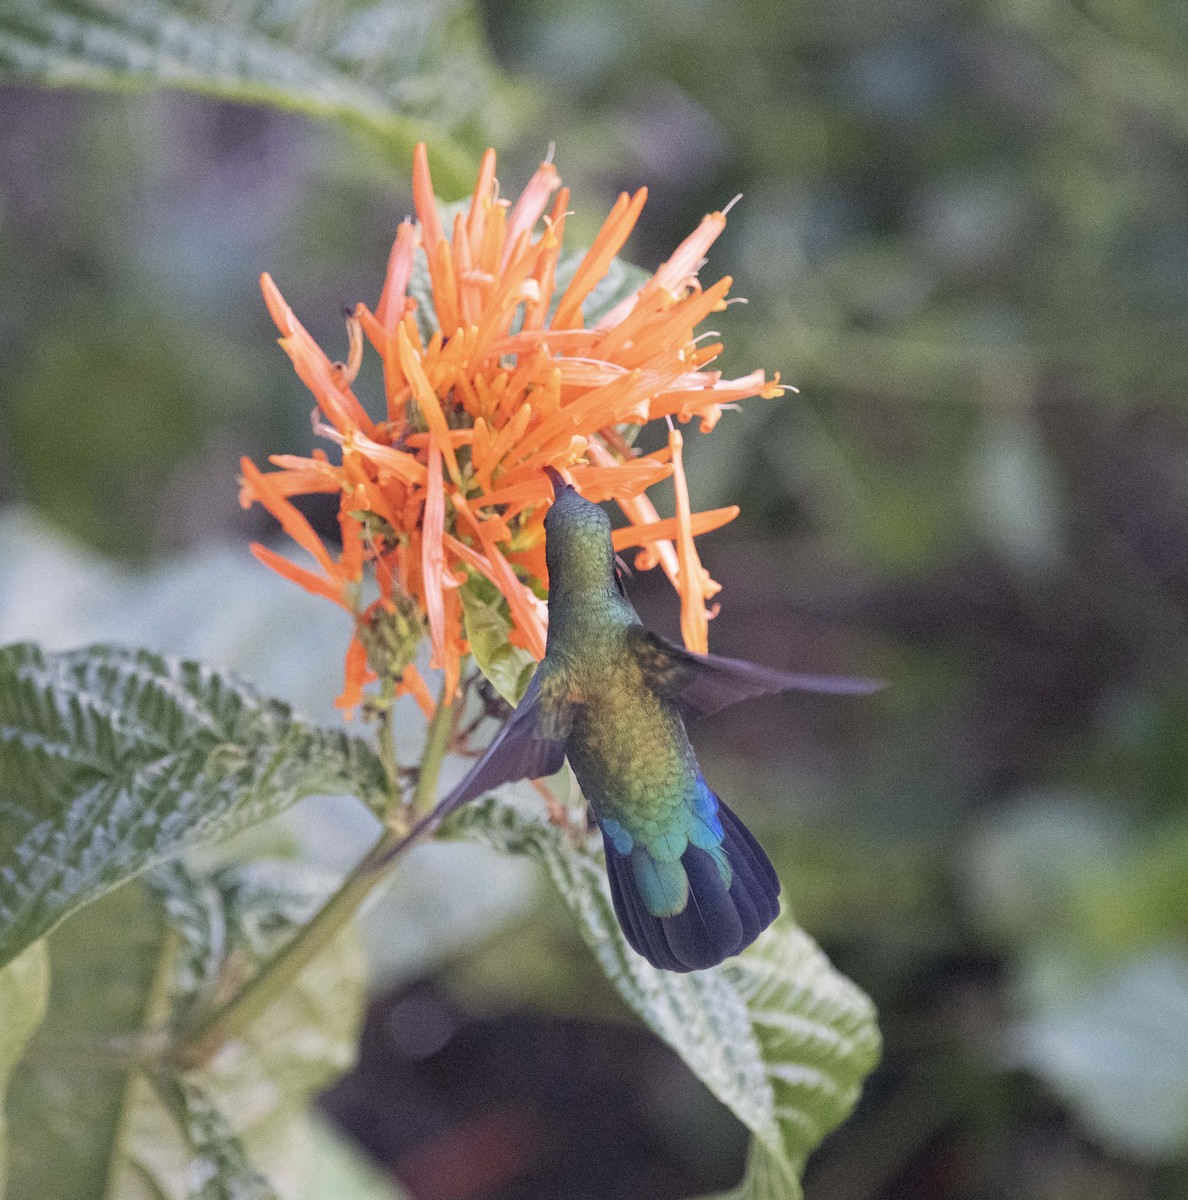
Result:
[601, 793, 780, 972]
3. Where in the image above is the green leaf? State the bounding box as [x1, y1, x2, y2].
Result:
[6, 883, 169, 1199]
[6, 861, 366, 1199]
[459, 577, 536, 705]
[965, 410, 1065, 576]
[0, 941, 48, 1200]
[965, 796, 1188, 1159]
[0, 0, 499, 188]
[700, 1142, 804, 1200]
[155, 1077, 279, 1200]
[453, 798, 882, 1199]
[1012, 950, 1188, 1161]
[0, 641, 387, 972]
[304, 1118, 410, 1200]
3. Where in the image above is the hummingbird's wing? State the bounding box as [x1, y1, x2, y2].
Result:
[434, 668, 570, 817]
[629, 628, 883, 721]
[371, 668, 570, 869]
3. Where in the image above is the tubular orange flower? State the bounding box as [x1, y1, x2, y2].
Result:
[240, 144, 784, 711]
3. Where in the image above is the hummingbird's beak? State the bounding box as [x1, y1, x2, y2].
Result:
[544, 466, 571, 498]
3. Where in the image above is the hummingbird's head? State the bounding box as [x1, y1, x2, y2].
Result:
[543, 468, 616, 595]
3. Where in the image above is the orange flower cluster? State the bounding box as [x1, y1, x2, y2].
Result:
[240, 144, 783, 713]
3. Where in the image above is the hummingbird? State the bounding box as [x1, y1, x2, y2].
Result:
[393, 468, 881, 972]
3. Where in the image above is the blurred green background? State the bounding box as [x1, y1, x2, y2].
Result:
[4, 0, 1188, 1196]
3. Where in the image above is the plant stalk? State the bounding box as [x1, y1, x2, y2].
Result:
[376, 701, 402, 809]
[176, 693, 456, 1069]
[412, 688, 458, 816]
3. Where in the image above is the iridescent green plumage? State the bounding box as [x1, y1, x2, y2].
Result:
[394, 469, 881, 971]
[537, 474, 779, 968]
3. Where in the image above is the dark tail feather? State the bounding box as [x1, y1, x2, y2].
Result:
[602, 799, 781, 973]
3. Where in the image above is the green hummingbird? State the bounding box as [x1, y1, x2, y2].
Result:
[396, 468, 881, 971]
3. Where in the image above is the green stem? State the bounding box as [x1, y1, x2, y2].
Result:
[176, 692, 456, 1070]
[376, 701, 402, 813]
[413, 691, 457, 816]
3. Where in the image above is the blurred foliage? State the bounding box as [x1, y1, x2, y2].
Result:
[4, 0, 1188, 1195]
[965, 795, 1188, 1160]
[6, 864, 366, 1200]
[304, 1117, 410, 1200]
[0, 943, 46, 1197]
[0, 0, 502, 187]
[454, 797, 881, 1200]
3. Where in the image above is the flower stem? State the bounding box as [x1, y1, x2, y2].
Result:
[375, 701, 403, 812]
[413, 693, 458, 816]
[175, 692, 456, 1070]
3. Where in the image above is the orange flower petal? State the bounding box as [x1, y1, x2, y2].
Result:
[399, 663, 436, 718]
[585, 440, 680, 585]
[377, 220, 420, 334]
[335, 636, 372, 713]
[653, 211, 727, 298]
[442, 582, 464, 701]
[503, 158, 561, 267]
[611, 505, 739, 552]
[241, 457, 340, 579]
[603, 275, 733, 367]
[257, 456, 344, 496]
[404, 430, 474, 448]
[350, 432, 429, 485]
[442, 532, 490, 575]
[412, 143, 445, 260]
[453, 210, 482, 329]
[474, 478, 554, 509]
[396, 325, 463, 486]
[426, 236, 461, 338]
[471, 417, 492, 476]
[477, 403, 533, 491]
[421, 435, 450, 687]
[568, 460, 673, 502]
[249, 543, 349, 608]
[339, 510, 365, 579]
[466, 147, 498, 255]
[524, 196, 568, 330]
[552, 188, 648, 329]
[478, 200, 507, 280]
[670, 427, 713, 653]
[260, 274, 377, 437]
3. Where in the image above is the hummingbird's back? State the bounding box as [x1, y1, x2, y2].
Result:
[565, 634, 698, 825]
[563, 622, 780, 972]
